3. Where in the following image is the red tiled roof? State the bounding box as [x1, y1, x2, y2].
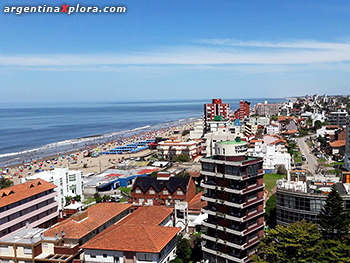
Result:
[330, 140, 346, 148]
[138, 169, 159, 175]
[282, 129, 298, 134]
[0, 179, 56, 208]
[44, 203, 132, 239]
[188, 192, 207, 214]
[119, 206, 173, 226]
[81, 224, 180, 253]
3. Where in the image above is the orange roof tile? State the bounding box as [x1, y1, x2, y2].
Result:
[44, 203, 132, 240]
[188, 192, 207, 214]
[282, 129, 298, 134]
[81, 224, 180, 253]
[330, 140, 346, 148]
[119, 206, 173, 226]
[0, 179, 56, 208]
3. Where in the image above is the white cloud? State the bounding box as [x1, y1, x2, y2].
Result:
[1, 39, 350, 73]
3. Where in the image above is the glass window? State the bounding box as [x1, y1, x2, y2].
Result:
[163, 190, 169, 195]
[176, 190, 183, 195]
[149, 190, 155, 194]
[135, 189, 142, 194]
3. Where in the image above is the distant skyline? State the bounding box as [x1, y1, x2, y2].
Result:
[1, 0, 350, 102]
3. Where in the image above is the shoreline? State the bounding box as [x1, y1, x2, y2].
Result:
[1, 117, 200, 183]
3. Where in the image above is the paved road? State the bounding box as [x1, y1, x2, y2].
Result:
[297, 137, 318, 173]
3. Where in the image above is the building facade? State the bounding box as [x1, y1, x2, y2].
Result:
[157, 140, 200, 160]
[205, 99, 230, 122]
[234, 101, 250, 121]
[23, 168, 84, 211]
[0, 179, 58, 238]
[131, 174, 196, 206]
[328, 111, 348, 127]
[345, 116, 350, 171]
[254, 103, 280, 116]
[276, 177, 350, 226]
[201, 139, 265, 263]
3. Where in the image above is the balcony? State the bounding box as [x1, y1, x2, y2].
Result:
[243, 183, 265, 194]
[243, 196, 264, 208]
[202, 234, 244, 250]
[202, 246, 249, 263]
[54, 244, 80, 256]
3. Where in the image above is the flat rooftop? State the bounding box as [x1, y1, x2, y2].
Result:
[0, 228, 56, 244]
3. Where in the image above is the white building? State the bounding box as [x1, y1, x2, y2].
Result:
[266, 122, 280, 135]
[248, 143, 291, 172]
[22, 167, 84, 211]
[189, 120, 204, 139]
[157, 140, 200, 159]
[202, 131, 238, 157]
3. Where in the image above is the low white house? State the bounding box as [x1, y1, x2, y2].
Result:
[22, 167, 84, 211]
[248, 143, 291, 172]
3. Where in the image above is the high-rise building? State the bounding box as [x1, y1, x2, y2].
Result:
[345, 116, 350, 171]
[204, 99, 230, 122]
[234, 100, 250, 121]
[201, 138, 265, 263]
[254, 102, 280, 116]
[328, 111, 348, 127]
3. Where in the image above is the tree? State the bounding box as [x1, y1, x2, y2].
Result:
[318, 185, 350, 240]
[253, 220, 321, 263]
[276, 164, 287, 175]
[0, 178, 13, 189]
[169, 259, 183, 263]
[191, 232, 203, 262]
[75, 195, 81, 202]
[182, 130, 190, 136]
[176, 236, 192, 263]
[315, 239, 350, 263]
[314, 120, 323, 130]
[94, 192, 102, 203]
[176, 171, 190, 178]
[65, 196, 72, 205]
[173, 154, 191, 163]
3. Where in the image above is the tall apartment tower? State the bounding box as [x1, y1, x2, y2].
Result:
[234, 101, 250, 121]
[201, 138, 265, 263]
[204, 99, 230, 122]
[345, 116, 350, 171]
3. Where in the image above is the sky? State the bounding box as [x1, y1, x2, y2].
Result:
[1, 0, 350, 102]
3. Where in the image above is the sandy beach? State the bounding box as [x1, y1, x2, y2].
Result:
[3, 120, 197, 185]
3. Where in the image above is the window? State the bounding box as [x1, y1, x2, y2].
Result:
[135, 189, 142, 194]
[138, 253, 153, 261]
[163, 190, 169, 195]
[24, 247, 31, 254]
[149, 189, 155, 194]
[176, 190, 183, 195]
[42, 243, 49, 249]
[0, 246, 9, 254]
[103, 254, 107, 258]
[90, 255, 96, 258]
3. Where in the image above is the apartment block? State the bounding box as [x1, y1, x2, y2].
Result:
[201, 138, 265, 263]
[0, 179, 58, 238]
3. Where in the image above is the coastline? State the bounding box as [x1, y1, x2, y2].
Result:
[1, 117, 199, 183]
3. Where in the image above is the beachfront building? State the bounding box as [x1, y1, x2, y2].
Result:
[189, 119, 205, 139]
[23, 167, 84, 212]
[130, 173, 196, 206]
[82, 206, 181, 263]
[157, 140, 200, 160]
[266, 122, 280, 135]
[276, 175, 350, 226]
[234, 100, 250, 121]
[201, 139, 265, 263]
[254, 102, 280, 116]
[205, 99, 230, 122]
[346, 116, 350, 171]
[0, 179, 58, 238]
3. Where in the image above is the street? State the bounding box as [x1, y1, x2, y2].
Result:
[297, 136, 318, 173]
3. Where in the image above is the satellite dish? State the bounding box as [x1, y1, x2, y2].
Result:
[61, 231, 65, 237]
[55, 233, 59, 240]
[40, 233, 44, 240]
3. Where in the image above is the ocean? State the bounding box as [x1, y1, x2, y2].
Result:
[0, 98, 284, 165]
